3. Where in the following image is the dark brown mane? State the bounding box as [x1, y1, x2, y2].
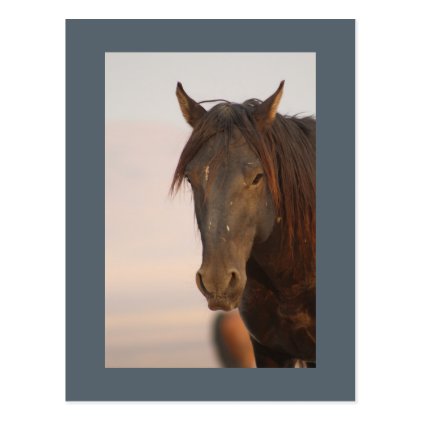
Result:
[171, 99, 315, 281]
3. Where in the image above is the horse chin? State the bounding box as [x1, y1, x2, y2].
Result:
[207, 295, 241, 312]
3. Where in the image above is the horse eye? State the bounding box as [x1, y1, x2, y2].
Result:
[251, 173, 264, 185]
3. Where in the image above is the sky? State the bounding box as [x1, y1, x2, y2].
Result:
[105, 52, 315, 367]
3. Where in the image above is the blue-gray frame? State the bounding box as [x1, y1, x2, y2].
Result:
[66, 19, 355, 401]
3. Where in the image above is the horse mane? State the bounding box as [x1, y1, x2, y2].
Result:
[171, 99, 315, 281]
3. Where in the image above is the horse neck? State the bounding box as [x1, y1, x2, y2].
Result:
[250, 224, 291, 284]
[250, 223, 315, 292]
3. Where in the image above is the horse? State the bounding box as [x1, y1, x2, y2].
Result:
[171, 81, 316, 368]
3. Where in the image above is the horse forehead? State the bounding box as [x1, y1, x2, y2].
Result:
[193, 134, 256, 168]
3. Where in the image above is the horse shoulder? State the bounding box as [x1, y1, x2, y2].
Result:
[239, 258, 315, 361]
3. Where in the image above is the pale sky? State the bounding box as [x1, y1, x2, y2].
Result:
[105, 52, 315, 368]
[105, 53, 316, 123]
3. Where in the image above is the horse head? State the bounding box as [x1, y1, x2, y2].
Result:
[172, 82, 286, 311]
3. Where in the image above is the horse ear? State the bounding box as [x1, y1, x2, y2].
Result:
[176, 82, 206, 128]
[254, 81, 285, 129]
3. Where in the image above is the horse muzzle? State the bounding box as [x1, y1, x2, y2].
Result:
[195, 268, 245, 311]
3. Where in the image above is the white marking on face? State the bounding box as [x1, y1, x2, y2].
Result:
[226, 225, 230, 232]
[276, 217, 282, 223]
[204, 165, 209, 182]
[230, 201, 233, 206]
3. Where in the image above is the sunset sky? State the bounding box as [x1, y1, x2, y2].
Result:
[105, 53, 316, 367]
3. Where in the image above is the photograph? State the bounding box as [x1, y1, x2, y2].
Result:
[105, 52, 316, 368]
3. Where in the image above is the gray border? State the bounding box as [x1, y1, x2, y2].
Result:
[66, 19, 355, 401]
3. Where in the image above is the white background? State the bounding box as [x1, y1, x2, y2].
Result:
[1, 1, 421, 421]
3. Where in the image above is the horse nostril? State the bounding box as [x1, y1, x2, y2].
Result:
[196, 271, 210, 296]
[228, 270, 240, 290]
